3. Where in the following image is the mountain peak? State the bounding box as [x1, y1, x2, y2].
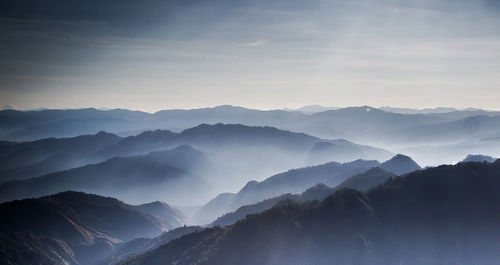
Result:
[137, 129, 176, 138]
[94, 130, 120, 139]
[380, 154, 421, 175]
[461, 154, 496, 163]
[391, 153, 412, 160]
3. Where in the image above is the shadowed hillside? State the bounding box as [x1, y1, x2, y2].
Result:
[210, 167, 395, 227]
[196, 154, 417, 224]
[0, 191, 178, 265]
[121, 159, 500, 265]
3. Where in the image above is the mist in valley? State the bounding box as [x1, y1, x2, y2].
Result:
[2, 0, 500, 264]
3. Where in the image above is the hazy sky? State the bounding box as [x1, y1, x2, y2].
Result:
[1, 0, 500, 112]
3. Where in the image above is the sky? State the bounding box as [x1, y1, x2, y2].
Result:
[1, 0, 500, 112]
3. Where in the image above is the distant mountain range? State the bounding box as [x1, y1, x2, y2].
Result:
[0, 124, 393, 203]
[2, 106, 500, 168]
[120, 159, 500, 265]
[0, 191, 186, 265]
[2, 106, 499, 146]
[283, 105, 338, 113]
[0, 146, 212, 205]
[390, 115, 500, 144]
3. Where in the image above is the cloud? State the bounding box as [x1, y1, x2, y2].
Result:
[1, 0, 500, 110]
[245, 39, 273, 47]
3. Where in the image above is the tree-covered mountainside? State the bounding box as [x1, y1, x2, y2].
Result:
[121, 159, 500, 265]
[0, 191, 186, 265]
[210, 167, 395, 227]
[196, 154, 417, 224]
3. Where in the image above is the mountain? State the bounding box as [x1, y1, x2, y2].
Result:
[4, 117, 132, 142]
[210, 194, 295, 227]
[120, 159, 500, 265]
[306, 139, 392, 164]
[283, 105, 338, 114]
[395, 134, 500, 167]
[232, 159, 380, 208]
[461, 154, 496, 163]
[379, 106, 460, 114]
[305, 106, 444, 140]
[0, 108, 150, 141]
[3, 106, 498, 150]
[429, 109, 500, 120]
[391, 115, 500, 144]
[103, 226, 202, 265]
[95, 130, 178, 159]
[175, 123, 318, 151]
[152, 105, 305, 130]
[0, 106, 306, 141]
[379, 153, 421, 175]
[0, 146, 212, 205]
[0, 131, 121, 172]
[197, 154, 412, 225]
[192, 193, 236, 225]
[99, 123, 390, 162]
[0, 124, 392, 204]
[195, 159, 383, 224]
[0, 153, 84, 182]
[336, 167, 395, 191]
[116, 124, 391, 190]
[90, 124, 391, 188]
[0, 191, 169, 265]
[131, 201, 188, 230]
[210, 167, 395, 227]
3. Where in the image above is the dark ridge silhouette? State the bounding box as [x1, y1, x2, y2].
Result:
[121, 159, 500, 265]
[210, 194, 295, 227]
[0, 191, 171, 265]
[0, 146, 211, 204]
[101, 226, 202, 265]
[177, 123, 318, 151]
[232, 159, 380, 207]
[210, 167, 395, 227]
[195, 159, 380, 224]
[461, 154, 496, 163]
[336, 167, 395, 191]
[196, 154, 413, 224]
